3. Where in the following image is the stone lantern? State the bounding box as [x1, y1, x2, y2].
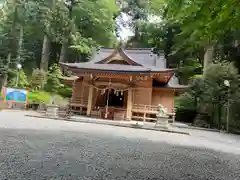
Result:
[46, 96, 59, 118]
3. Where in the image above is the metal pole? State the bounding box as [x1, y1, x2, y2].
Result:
[226, 87, 230, 133]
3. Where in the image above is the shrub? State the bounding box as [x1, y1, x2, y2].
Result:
[175, 92, 197, 123]
[175, 92, 196, 111]
[44, 64, 63, 93]
[27, 91, 68, 105]
[57, 86, 72, 98]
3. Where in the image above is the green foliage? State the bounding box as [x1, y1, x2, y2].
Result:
[27, 91, 68, 105]
[8, 69, 29, 88]
[72, 0, 119, 47]
[176, 62, 240, 129]
[175, 92, 195, 111]
[0, 0, 119, 73]
[30, 64, 71, 99]
[44, 64, 63, 93]
[28, 91, 52, 104]
[146, 0, 240, 78]
[57, 86, 72, 98]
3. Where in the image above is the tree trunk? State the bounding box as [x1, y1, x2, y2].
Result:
[203, 45, 214, 76]
[59, 1, 74, 63]
[0, 77, 4, 92]
[40, 0, 56, 70]
[16, 25, 23, 64]
[59, 41, 68, 63]
[3, 53, 12, 87]
[40, 35, 50, 70]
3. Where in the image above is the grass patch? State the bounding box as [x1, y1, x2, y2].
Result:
[28, 91, 52, 104]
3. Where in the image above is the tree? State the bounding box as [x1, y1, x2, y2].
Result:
[0, 0, 20, 89]
[44, 64, 63, 93]
[40, 0, 56, 71]
[149, 0, 240, 76]
[0, 0, 119, 78]
[59, 0, 118, 63]
[176, 62, 240, 130]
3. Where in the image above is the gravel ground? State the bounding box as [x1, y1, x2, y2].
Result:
[0, 111, 240, 180]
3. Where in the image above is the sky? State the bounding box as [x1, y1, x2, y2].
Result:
[117, 13, 135, 41]
[117, 13, 162, 41]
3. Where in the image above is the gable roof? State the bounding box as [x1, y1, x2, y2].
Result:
[60, 47, 171, 75]
[95, 48, 142, 66]
[90, 48, 165, 68]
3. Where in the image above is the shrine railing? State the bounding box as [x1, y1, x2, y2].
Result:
[132, 104, 175, 114]
[70, 97, 88, 106]
[132, 104, 158, 113]
[131, 104, 176, 122]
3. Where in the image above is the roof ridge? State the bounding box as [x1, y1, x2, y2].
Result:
[99, 47, 154, 50]
[125, 48, 153, 50]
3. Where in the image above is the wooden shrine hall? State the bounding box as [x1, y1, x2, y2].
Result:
[61, 47, 186, 121]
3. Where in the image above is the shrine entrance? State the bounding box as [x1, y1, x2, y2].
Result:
[108, 89, 125, 107]
[95, 89, 128, 120]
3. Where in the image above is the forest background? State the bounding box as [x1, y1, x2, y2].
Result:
[1, 0, 240, 132]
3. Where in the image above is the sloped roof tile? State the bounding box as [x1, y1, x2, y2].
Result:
[90, 48, 165, 68]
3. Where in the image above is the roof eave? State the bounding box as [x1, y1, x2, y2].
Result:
[65, 66, 173, 74]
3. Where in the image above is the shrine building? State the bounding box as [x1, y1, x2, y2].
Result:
[61, 47, 186, 121]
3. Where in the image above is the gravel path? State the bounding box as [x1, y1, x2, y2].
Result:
[0, 111, 240, 180]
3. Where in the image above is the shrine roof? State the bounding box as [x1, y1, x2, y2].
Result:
[90, 48, 165, 67]
[61, 47, 170, 73]
[61, 63, 173, 74]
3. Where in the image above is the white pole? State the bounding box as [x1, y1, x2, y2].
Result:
[16, 64, 22, 87]
[16, 69, 19, 87]
[224, 80, 230, 133]
[226, 87, 230, 133]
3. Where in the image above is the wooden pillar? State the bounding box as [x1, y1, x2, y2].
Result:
[126, 87, 132, 120]
[87, 85, 93, 116]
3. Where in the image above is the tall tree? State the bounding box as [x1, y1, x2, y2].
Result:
[0, 0, 19, 88]
[40, 0, 56, 71]
[161, 0, 240, 75]
[59, 0, 118, 62]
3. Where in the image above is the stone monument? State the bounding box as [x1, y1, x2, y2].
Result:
[154, 104, 169, 129]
